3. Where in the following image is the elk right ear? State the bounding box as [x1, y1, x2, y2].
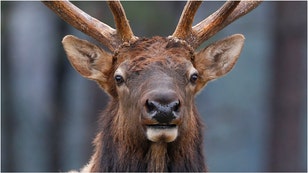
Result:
[62, 35, 113, 82]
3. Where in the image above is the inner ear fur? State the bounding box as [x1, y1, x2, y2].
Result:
[194, 34, 245, 92]
[62, 35, 113, 83]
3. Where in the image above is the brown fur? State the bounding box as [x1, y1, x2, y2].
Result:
[85, 100, 206, 172]
[81, 37, 206, 172]
[45, 1, 254, 170]
[62, 34, 244, 172]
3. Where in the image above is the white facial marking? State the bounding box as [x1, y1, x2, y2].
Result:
[114, 67, 125, 79]
[146, 126, 178, 143]
[188, 65, 198, 78]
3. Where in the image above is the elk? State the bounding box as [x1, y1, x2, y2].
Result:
[43, 0, 262, 172]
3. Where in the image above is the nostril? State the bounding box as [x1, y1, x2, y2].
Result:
[172, 100, 180, 112]
[146, 99, 156, 113]
[146, 99, 180, 113]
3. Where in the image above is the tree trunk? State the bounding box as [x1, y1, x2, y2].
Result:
[7, 2, 59, 171]
[268, 1, 307, 171]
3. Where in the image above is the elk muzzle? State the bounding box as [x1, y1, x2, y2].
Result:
[142, 90, 182, 143]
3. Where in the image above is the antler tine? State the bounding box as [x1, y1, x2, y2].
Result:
[43, 0, 137, 52]
[107, 0, 137, 43]
[172, 0, 202, 40]
[191, 0, 263, 48]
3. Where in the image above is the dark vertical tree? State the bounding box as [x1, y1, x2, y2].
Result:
[268, 1, 307, 171]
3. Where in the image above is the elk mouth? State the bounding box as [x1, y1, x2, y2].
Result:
[146, 124, 177, 129]
[145, 124, 178, 143]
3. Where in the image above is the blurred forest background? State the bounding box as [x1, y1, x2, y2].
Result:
[1, 1, 307, 172]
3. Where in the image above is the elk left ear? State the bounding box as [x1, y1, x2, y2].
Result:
[194, 34, 245, 92]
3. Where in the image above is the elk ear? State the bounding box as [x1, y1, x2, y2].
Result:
[194, 34, 245, 92]
[62, 35, 113, 82]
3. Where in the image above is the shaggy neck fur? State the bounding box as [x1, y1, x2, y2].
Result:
[84, 99, 206, 172]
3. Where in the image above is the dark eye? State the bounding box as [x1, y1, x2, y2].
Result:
[114, 75, 124, 85]
[190, 73, 198, 84]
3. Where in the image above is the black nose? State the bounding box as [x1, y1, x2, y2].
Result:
[145, 98, 180, 124]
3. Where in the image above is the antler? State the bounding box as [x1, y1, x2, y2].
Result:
[107, 1, 136, 43]
[42, 0, 137, 52]
[172, 1, 202, 40]
[172, 0, 263, 49]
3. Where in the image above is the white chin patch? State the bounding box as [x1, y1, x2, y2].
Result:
[146, 126, 178, 143]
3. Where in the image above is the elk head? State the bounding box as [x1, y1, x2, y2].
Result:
[61, 35, 246, 144]
[43, 0, 261, 144]
[43, 0, 261, 151]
